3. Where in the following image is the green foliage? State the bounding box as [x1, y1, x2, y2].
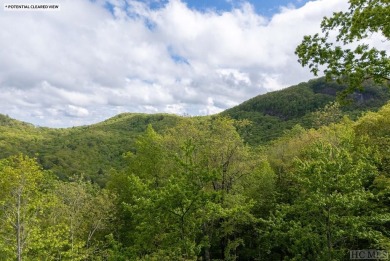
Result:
[0, 155, 50, 260]
[354, 103, 390, 249]
[223, 77, 390, 145]
[124, 124, 167, 186]
[311, 102, 343, 127]
[49, 177, 116, 259]
[263, 119, 390, 260]
[0, 155, 117, 260]
[295, 0, 390, 97]
[108, 117, 269, 260]
[0, 79, 390, 259]
[289, 137, 380, 259]
[0, 78, 388, 180]
[0, 113, 181, 184]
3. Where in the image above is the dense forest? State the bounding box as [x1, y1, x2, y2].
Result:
[1, 77, 389, 184]
[1, 0, 389, 259]
[0, 77, 389, 260]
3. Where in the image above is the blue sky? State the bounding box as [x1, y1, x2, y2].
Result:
[182, 0, 309, 16]
[145, 0, 309, 15]
[0, 0, 363, 127]
[106, 0, 311, 21]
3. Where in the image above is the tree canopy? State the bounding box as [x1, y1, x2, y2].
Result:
[295, 0, 390, 97]
[2, 107, 390, 259]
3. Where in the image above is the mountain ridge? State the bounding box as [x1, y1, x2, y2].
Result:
[0, 77, 389, 182]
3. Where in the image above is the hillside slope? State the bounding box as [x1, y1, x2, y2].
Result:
[0, 113, 181, 184]
[0, 77, 388, 182]
[222, 77, 390, 145]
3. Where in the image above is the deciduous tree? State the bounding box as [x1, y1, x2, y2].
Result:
[295, 0, 389, 97]
[0, 155, 49, 260]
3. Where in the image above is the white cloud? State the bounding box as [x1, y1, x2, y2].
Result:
[199, 97, 224, 115]
[0, 0, 377, 127]
[164, 103, 186, 115]
[65, 105, 90, 118]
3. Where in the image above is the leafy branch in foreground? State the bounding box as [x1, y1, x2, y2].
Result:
[295, 0, 390, 98]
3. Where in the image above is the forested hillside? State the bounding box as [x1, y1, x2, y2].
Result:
[0, 78, 388, 184]
[0, 79, 389, 260]
[0, 101, 389, 260]
[223, 77, 390, 145]
[1, 0, 388, 259]
[0, 113, 182, 185]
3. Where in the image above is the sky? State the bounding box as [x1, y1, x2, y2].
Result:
[0, 0, 359, 127]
